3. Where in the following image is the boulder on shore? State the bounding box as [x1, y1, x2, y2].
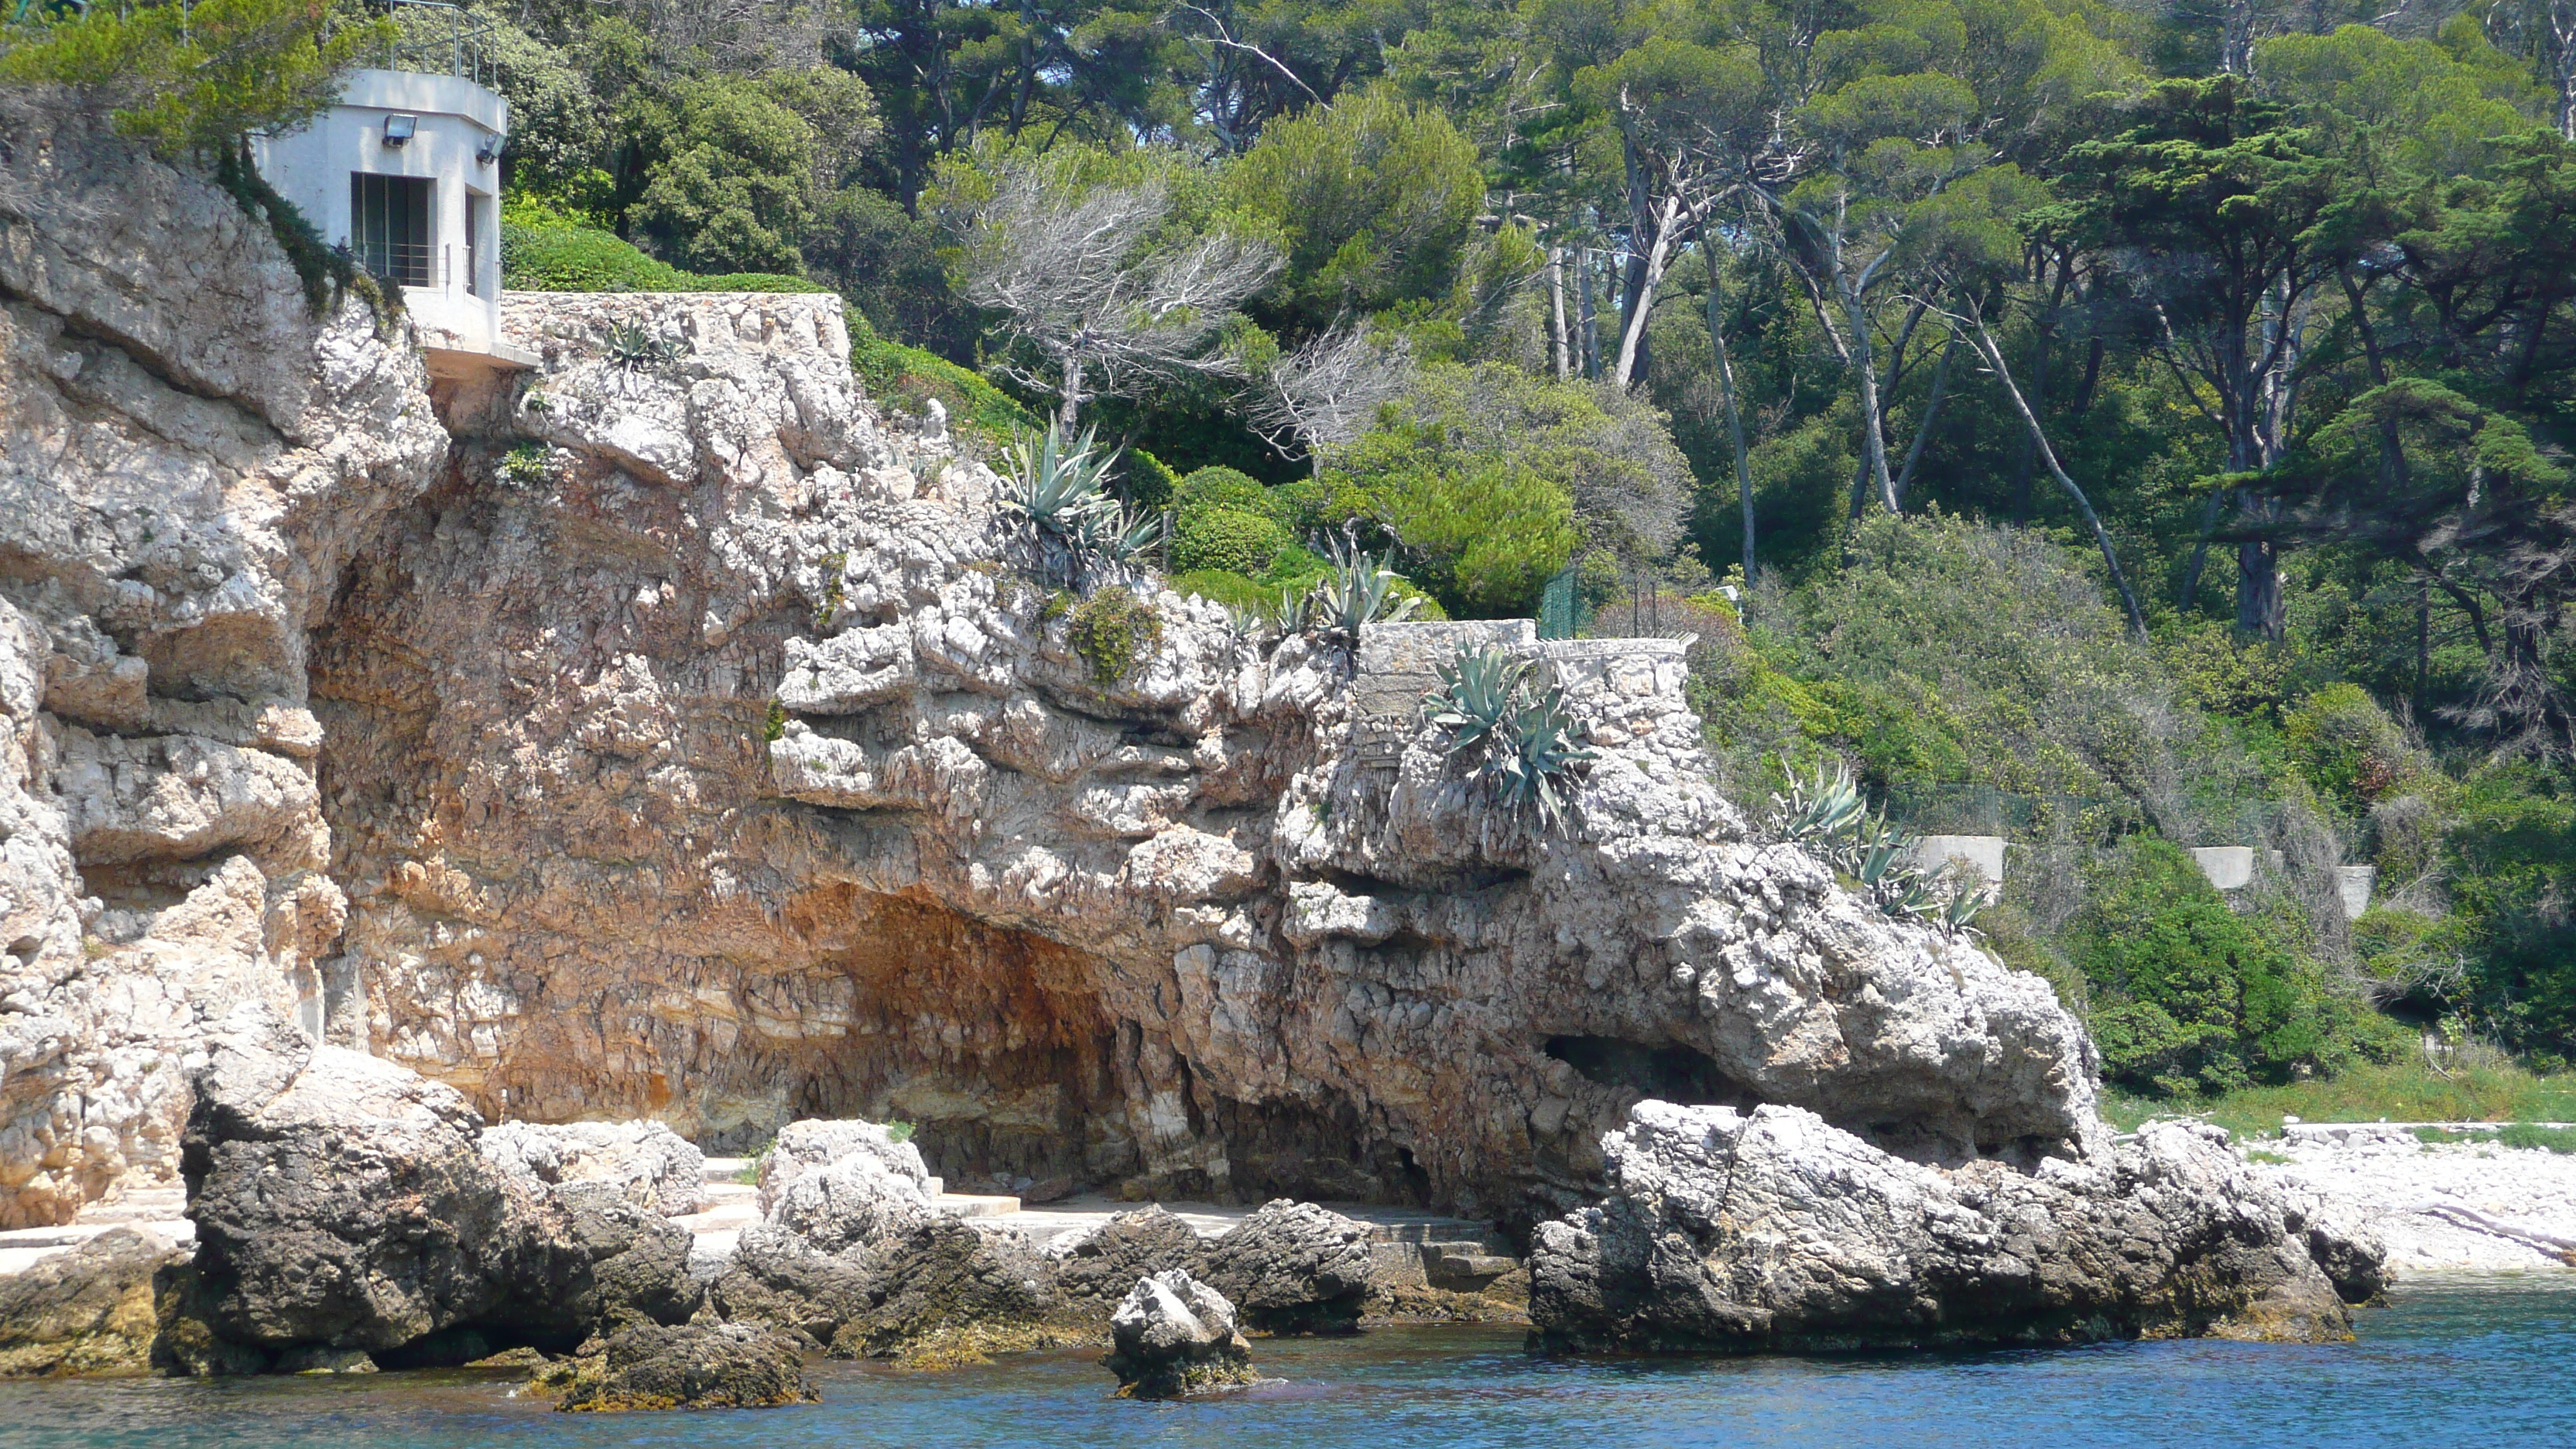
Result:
[768, 1152, 933, 1254]
[1104, 1269, 1255, 1399]
[755, 1120, 931, 1215]
[552, 1322, 816, 1413]
[180, 1005, 700, 1362]
[0, 1228, 187, 1377]
[1045, 1206, 1205, 1314]
[1194, 1199, 1376, 1334]
[480, 1121, 707, 1215]
[1529, 1102, 2357, 1354]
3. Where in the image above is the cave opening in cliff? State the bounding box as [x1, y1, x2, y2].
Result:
[1543, 1035, 1765, 1109]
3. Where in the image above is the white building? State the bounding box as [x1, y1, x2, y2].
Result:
[252, 35, 537, 374]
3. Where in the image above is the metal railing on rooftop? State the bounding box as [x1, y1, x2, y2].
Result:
[371, 0, 495, 87]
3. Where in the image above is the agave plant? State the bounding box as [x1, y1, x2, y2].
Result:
[1769, 755, 1985, 936]
[999, 423, 1126, 582]
[1489, 683, 1596, 831]
[1424, 646, 1530, 758]
[604, 320, 690, 373]
[1303, 532, 1421, 638]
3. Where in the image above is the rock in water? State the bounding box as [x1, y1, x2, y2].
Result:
[1529, 1103, 2355, 1353]
[181, 1005, 698, 1358]
[553, 1323, 817, 1413]
[0, 1228, 187, 1377]
[1195, 1200, 1376, 1334]
[481, 1122, 709, 1215]
[1105, 1270, 1255, 1399]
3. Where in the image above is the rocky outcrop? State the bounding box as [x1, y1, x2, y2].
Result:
[0, 1228, 186, 1376]
[755, 1118, 931, 1215]
[1194, 1199, 1376, 1334]
[480, 1120, 707, 1215]
[1528, 1102, 2356, 1353]
[1105, 1269, 1255, 1399]
[1046, 1206, 1207, 1311]
[180, 1005, 697, 1362]
[0, 98, 2352, 1357]
[0, 96, 445, 1228]
[552, 1322, 816, 1413]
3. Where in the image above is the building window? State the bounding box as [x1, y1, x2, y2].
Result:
[465, 193, 488, 299]
[351, 173, 433, 287]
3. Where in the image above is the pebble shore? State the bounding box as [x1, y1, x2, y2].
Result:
[2250, 1129, 2576, 1276]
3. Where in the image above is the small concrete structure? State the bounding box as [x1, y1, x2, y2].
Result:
[252, 63, 536, 375]
[1909, 834, 2005, 888]
[2190, 845, 2256, 891]
[2335, 865, 2378, 920]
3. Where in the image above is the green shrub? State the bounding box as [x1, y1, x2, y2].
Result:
[502, 202, 822, 294]
[848, 313, 1037, 439]
[1170, 508, 1288, 576]
[2283, 683, 2437, 814]
[1125, 449, 1180, 512]
[1067, 588, 1163, 684]
[2070, 838, 2345, 1096]
[1176, 466, 1269, 516]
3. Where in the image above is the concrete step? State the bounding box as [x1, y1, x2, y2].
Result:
[701, 1156, 753, 1184]
[933, 1193, 1019, 1218]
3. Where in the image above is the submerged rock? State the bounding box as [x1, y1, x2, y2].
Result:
[1529, 1102, 2355, 1354]
[1105, 1270, 1255, 1399]
[824, 1218, 1067, 1364]
[1195, 1200, 1377, 1334]
[553, 1323, 816, 1413]
[0, 1228, 186, 1377]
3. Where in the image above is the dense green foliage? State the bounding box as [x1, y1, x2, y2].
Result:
[25, 0, 2576, 1098]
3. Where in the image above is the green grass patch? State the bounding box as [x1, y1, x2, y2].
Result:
[848, 315, 1037, 440]
[2412, 1122, 2576, 1153]
[2102, 1061, 2576, 1139]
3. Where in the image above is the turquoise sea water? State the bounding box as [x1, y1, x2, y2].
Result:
[3, 1276, 2569, 1449]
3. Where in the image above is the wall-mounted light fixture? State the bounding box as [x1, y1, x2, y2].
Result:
[475, 135, 499, 166]
[382, 115, 417, 148]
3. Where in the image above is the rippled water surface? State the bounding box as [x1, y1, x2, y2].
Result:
[4, 1277, 2569, 1449]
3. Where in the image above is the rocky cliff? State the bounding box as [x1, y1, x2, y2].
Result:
[9, 114, 2095, 1239]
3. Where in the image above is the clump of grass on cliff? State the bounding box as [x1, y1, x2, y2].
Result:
[2104, 1060, 2576, 1139]
[1067, 588, 1160, 686]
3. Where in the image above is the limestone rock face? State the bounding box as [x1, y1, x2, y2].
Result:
[1527, 1102, 2355, 1353]
[1194, 1198, 1376, 1334]
[1, 98, 2325, 1353]
[481, 1120, 708, 1215]
[180, 1005, 697, 1357]
[0, 98, 444, 1228]
[1105, 1269, 1255, 1399]
[0, 1228, 187, 1377]
[553, 1322, 817, 1413]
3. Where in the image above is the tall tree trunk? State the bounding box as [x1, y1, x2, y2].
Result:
[1844, 282, 1898, 516]
[1705, 239, 1756, 582]
[1845, 299, 1925, 519]
[1550, 246, 1570, 382]
[1566, 250, 1587, 381]
[1057, 354, 1084, 429]
[1891, 335, 1955, 509]
[1613, 195, 1684, 390]
[2008, 264, 2067, 521]
[1965, 315, 2149, 639]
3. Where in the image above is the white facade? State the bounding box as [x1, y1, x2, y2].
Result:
[253, 68, 534, 371]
